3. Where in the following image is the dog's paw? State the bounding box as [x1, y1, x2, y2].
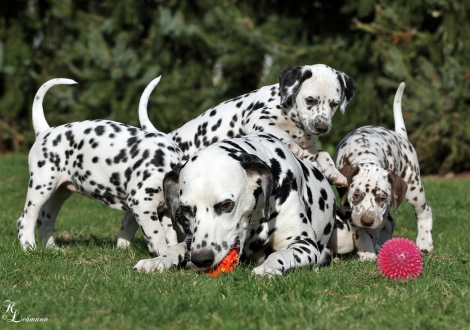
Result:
[252, 264, 282, 278]
[323, 168, 348, 187]
[116, 238, 131, 249]
[332, 172, 348, 187]
[416, 239, 434, 255]
[357, 251, 377, 261]
[133, 257, 174, 273]
[47, 245, 64, 253]
[286, 143, 304, 159]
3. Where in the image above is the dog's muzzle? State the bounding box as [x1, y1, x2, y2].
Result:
[360, 213, 375, 227]
[354, 211, 380, 229]
[191, 249, 215, 268]
[312, 117, 330, 134]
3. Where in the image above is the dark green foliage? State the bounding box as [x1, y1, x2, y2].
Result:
[0, 0, 468, 173]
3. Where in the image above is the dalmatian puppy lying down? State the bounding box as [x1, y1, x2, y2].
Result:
[330, 82, 433, 260]
[16, 78, 183, 255]
[133, 133, 336, 277]
[139, 64, 357, 185]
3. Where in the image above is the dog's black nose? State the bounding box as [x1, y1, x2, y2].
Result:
[314, 118, 329, 133]
[360, 214, 375, 227]
[191, 249, 215, 268]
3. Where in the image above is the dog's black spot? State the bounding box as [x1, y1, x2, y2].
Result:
[275, 148, 286, 159]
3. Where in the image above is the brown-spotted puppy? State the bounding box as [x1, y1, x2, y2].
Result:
[332, 83, 433, 260]
[133, 133, 336, 277]
[16, 79, 183, 255]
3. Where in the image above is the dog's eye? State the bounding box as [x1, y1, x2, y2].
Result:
[221, 201, 233, 211]
[352, 192, 361, 200]
[377, 195, 388, 203]
[214, 200, 234, 215]
[330, 101, 339, 108]
[305, 97, 318, 106]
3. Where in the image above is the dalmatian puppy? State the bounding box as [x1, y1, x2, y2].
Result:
[133, 133, 336, 277]
[139, 64, 356, 185]
[333, 82, 433, 260]
[16, 78, 183, 255]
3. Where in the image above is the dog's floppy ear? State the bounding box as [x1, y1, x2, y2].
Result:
[338, 165, 360, 206]
[278, 66, 313, 108]
[388, 171, 408, 214]
[239, 153, 274, 220]
[335, 70, 357, 114]
[163, 163, 184, 222]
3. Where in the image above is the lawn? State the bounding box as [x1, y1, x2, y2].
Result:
[0, 154, 469, 329]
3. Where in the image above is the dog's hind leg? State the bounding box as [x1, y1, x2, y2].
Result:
[406, 180, 434, 254]
[37, 184, 73, 248]
[17, 180, 60, 250]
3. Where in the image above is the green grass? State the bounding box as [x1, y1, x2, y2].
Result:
[1, 154, 469, 329]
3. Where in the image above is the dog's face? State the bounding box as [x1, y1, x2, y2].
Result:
[279, 64, 356, 136]
[163, 148, 272, 270]
[338, 164, 408, 230]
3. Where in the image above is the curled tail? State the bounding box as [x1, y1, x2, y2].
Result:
[139, 76, 161, 132]
[393, 82, 408, 139]
[33, 78, 77, 136]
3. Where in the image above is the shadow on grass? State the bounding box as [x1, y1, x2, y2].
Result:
[55, 234, 147, 251]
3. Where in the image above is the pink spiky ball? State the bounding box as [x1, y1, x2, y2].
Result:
[377, 237, 423, 279]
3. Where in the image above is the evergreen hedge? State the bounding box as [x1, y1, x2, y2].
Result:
[1, 0, 468, 174]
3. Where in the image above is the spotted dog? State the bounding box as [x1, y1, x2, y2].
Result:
[327, 207, 378, 261]
[16, 79, 183, 255]
[332, 83, 433, 260]
[139, 64, 356, 185]
[133, 133, 336, 277]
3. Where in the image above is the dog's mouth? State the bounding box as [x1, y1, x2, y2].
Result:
[219, 240, 241, 264]
[204, 240, 240, 274]
[232, 240, 241, 255]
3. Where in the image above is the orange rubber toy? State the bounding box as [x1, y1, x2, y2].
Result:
[205, 249, 239, 277]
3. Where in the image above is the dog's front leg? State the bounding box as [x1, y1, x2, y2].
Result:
[130, 197, 171, 256]
[133, 237, 190, 273]
[353, 228, 377, 261]
[252, 240, 321, 278]
[375, 213, 395, 252]
[303, 145, 347, 187]
[117, 212, 139, 248]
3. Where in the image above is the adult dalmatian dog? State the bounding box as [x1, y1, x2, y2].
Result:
[139, 64, 356, 184]
[16, 79, 183, 255]
[133, 133, 336, 277]
[331, 83, 433, 260]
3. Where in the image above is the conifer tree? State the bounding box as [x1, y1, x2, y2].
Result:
[0, 0, 468, 173]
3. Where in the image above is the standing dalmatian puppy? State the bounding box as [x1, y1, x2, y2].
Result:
[17, 79, 183, 255]
[331, 83, 433, 260]
[133, 133, 336, 277]
[139, 64, 356, 185]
